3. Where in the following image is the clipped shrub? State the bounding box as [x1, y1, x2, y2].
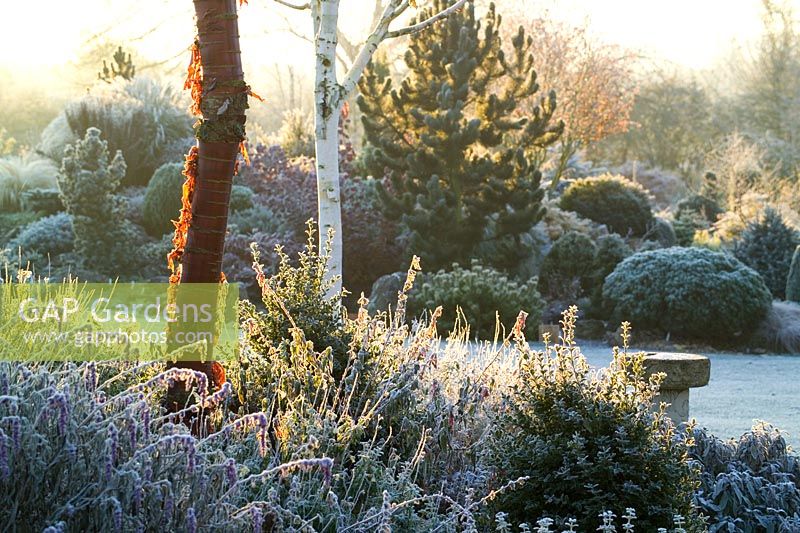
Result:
[7, 212, 74, 267]
[227, 206, 283, 235]
[645, 216, 677, 247]
[603, 247, 772, 340]
[588, 233, 632, 315]
[676, 193, 723, 223]
[228, 185, 254, 213]
[538, 231, 597, 299]
[407, 261, 544, 339]
[690, 423, 800, 531]
[560, 174, 653, 236]
[487, 309, 703, 530]
[786, 245, 800, 302]
[59, 77, 193, 186]
[142, 162, 183, 236]
[733, 207, 800, 299]
[0, 153, 58, 211]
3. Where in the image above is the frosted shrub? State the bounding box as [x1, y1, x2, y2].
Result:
[486, 308, 703, 530]
[603, 247, 772, 341]
[233, 242, 525, 529]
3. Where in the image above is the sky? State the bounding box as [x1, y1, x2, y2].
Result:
[0, 0, 787, 78]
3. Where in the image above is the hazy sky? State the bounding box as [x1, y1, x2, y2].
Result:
[0, 0, 791, 77]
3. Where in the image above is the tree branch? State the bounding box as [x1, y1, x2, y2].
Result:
[386, 0, 467, 39]
[339, 0, 404, 99]
[273, 0, 311, 10]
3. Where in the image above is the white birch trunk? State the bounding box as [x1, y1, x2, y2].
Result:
[313, 0, 344, 297]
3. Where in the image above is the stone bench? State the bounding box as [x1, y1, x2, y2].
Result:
[643, 352, 710, 424]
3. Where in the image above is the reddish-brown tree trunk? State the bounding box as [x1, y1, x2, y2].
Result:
[167, 0, 248, 407]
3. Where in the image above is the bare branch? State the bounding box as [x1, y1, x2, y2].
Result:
[386, 0, 467, 39]
[273, 0, 311, 10]
[339, 0, 405, 98]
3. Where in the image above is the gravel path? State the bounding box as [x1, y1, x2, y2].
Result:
[577, 340, 800, 448]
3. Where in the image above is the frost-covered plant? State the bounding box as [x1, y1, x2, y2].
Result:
[227, 206, 283, 236]
[232, 248, 522, 530]
[0, 361, 333, 531]
[537, 198, 605, 242]
[560, 175, 653, 236]
[408, 261, 545, 339]
[690, 423, 800, 531]
[486, 309, 703, 530]
[587, 233, 632, 316]
[243, 221, 353, 378]
[603, 247, 772, 341]
[58, 127, 144, 276]
[733, 207, 800, 299]
[7, 212, 75, 269]
[0, 152, 58, 211]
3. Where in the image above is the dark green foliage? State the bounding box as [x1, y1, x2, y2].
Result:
[58, 127, 142, 276]
[676, 193, 724, 223]
[646, 216, 677, 247]
[357, 0, 562, 270]
[407, 262, 544, 339]
[7, 212, 74, 267]
[19, 188, 63, 215]
[242, 222, 352, 378]
[603, 247, 772, 340]
[537, 231, 597, 299]
[588, 233, 632, 316]
[690, 423, 800, 531]
[228, 185, 254, 213]
[487, 309, 702, 530]
[733, 208, 800, 299]
[786, 245, 800, 302]
[560, 175, 653, 236]
[142, 162, 183, 236]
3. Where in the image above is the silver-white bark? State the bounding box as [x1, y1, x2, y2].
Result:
[281, 0, 468, 298]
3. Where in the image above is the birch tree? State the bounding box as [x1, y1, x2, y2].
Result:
[274, 0, 468, 295]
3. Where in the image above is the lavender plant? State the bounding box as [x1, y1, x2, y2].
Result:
[0, 361, 332, 531]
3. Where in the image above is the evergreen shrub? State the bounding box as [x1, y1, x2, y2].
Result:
[603, 247, 772, 340]
[560, 175, 653, 236]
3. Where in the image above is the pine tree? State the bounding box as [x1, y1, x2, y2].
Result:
[357, 0, 563, 271]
